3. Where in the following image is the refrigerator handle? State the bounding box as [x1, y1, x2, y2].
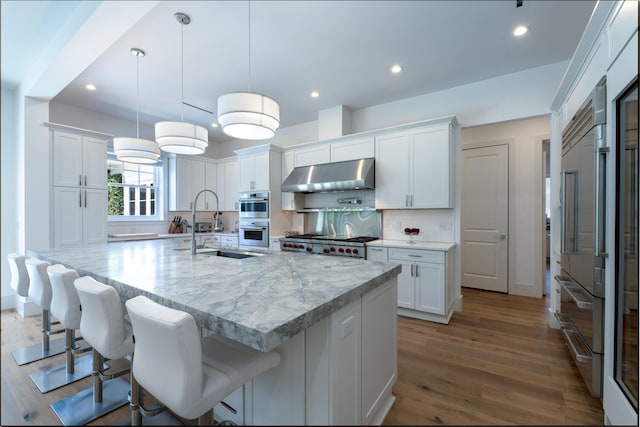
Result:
[594, 133, 608, 258]
[561, 170, 566, 253]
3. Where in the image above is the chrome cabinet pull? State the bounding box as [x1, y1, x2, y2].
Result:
[405, 195, 409, 207]
[79, 191, 82, 208]
[79, 175, 82, 186]
[410, 264, 414, 277]
[84, 175, 87, 187]
[408, 254, 422, 258]
[594, 143, 608, 257]
[220, 400, 238, 415]
[84, 190, 87, 207]
[410, 194, 413, 207]
[415, 264, 419, 277]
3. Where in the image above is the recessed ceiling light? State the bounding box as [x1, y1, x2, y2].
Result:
[391, 65, 403, 74]
[85, 83, 96, 91]
[211, 123, 218, 128]
[513, 25, 529, 36]
[310, 91, 320, 98]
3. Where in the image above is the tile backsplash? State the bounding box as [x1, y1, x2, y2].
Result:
[381, 209, 455, 243]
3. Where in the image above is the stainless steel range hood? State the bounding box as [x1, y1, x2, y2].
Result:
[281, 158, 374, 193]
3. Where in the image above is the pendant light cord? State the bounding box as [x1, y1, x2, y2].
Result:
[180, 19, 185, 122]
[136, 53, 140, 139]
[247, 0, 251, 93]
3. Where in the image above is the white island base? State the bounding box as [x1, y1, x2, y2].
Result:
[212, 279, 398, 425]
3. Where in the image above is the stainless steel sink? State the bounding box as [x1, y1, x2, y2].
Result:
[173, 248, 264, 259]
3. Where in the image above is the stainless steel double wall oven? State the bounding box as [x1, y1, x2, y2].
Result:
[239, 191, 270, 249]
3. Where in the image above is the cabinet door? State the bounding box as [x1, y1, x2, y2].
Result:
[238, 155, 255, 192]
[393, 259, 414, 309]
[174, 158, 191, 210]
[53, 132, 83, 187]
[205, 162, 218, 211]
[330, 137, 374, 163]
[191, 160, 206, 211]
[361, 280, 397, 425]
[253, 151, 270, 191]
[294, 145, 331, 167]
[411, 125, 450, 208]
[281, 150, 295, 210]
[83, 189, 107, 245]
[82, 136, 107, 189]
[53, 187, 83, 248]
[375, 132, 411, 209]
[224, 161, 238, 211]
[216, 163, 226, 211]
[414, 261, 446, 314]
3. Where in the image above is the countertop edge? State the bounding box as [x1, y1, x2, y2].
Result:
[367, 239, 455, 250]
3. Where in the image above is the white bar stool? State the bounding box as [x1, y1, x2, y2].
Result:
[50, 276, 134, 426]
[28, 265, 93, 393]
[14, 258, 66, 365]
[125, 295, 281, 425]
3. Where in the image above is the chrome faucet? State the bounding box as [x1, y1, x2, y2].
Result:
[191, 189, 221, 255]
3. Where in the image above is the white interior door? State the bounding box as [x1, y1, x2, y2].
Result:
[461, 145, 509, 292]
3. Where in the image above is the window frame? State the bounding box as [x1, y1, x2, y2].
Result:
[107, 152, 165, 222]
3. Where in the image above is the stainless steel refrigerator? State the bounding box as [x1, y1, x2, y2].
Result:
[556, 78, 607, 397]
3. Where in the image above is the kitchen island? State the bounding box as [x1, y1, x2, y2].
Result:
[28, 239, 401, 425]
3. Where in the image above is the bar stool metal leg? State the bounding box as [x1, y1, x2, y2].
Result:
[11, 309, 66, 365]
[50, 349, 131, 426]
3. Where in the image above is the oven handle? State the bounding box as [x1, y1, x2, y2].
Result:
[241, 226, 268, 231]
[240, 198, 269, 202]
[562, 329, 593, 364]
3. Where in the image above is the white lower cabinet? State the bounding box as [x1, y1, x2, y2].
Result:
[387, 247, 454, 324]
[235, 278, 397, 425]
[220, 234, 239, 249]
[366, 246, 388, 263]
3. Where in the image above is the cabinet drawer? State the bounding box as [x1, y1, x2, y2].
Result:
[221, 236, 239, 247]
[388, 248, 443, 264]
[214, 385, 244, 424]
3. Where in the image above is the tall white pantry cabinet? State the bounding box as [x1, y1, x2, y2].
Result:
[50, 127, 109, 248]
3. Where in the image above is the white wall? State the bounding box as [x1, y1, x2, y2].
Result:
[461, 116, 550, 298]
[1, 86, 17, 309]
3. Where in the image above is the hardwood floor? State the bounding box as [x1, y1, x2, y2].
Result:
[1, 288, 603, 425]
[384, 288, 604, 425]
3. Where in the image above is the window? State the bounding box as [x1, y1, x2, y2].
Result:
[107, 153, 163, 220]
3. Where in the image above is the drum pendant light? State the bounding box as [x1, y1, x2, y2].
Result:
[113, 48, 161, 164]
[155, 12, 208, 155]
[217, 1, 280, 140]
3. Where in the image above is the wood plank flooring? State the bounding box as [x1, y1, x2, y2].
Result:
[384, 288, 604, 425]
[1, 288, 604, 425]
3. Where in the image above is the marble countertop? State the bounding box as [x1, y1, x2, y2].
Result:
[28, 240, 400, 352]
[367, 239, 455, 251]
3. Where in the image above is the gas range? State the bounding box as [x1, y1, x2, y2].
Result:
[280, 234, 379, 258]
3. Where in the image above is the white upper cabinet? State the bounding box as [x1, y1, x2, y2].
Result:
[281, 150, 296, 211]
[330, 136, 374, 163]
[169, 157, 206, 211]
[294, 144, 331, 167]
[53, 131, 107, 189]
[238, 151, 270, 192]
[375, 121, 454, 209]
[235, 144, 282, 196]
[221, 159, 239, 211]
[205, 162, 218, 211]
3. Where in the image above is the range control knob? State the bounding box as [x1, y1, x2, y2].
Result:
[352, 248, 359, 254]
[306, 246, 312, 252]
[330, 247, 336, 252]
[338, 248, 345, 253]
[323, 248, 329, 253]
[345, 248, 352, 254]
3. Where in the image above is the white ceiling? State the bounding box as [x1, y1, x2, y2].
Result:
[1, 0, 596, 143]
